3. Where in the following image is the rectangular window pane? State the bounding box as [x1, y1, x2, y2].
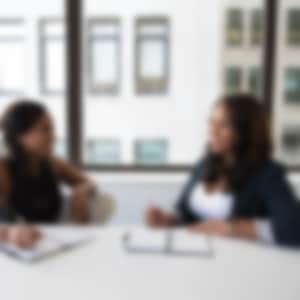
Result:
[136, 18, 169, 94]
[226, 9, 243, 46]
[251, 9, 263, 46]
[40, 19, 65, 95]
[135, 140, 168, 165]
[85, 140, 120, 165]
[285, 68, 300, 103]
[0, 20, 25, 95]
[288, 9, 300, 45]
[225, 67, 242, 93]
[88, 19, 120, 95]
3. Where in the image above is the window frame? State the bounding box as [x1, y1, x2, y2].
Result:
[287, 9, 300, 46]
[135, 16, 170, 95]
[66, 0, 287, 172]
[86, 17, 121, 96]
[39, 18, 66, 96]
[84, 138, 121, 166]
[134, 138, 168, 166]
[226, 8, 244, 46]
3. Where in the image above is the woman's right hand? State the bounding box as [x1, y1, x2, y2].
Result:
[0, 225, 41, 249]
[145, 206, 176, 228]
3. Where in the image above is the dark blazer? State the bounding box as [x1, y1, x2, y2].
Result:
[176, 160, 300, 247]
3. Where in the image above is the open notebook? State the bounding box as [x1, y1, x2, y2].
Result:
[124, 228, 213, 257]
[0, 229, 94, 263]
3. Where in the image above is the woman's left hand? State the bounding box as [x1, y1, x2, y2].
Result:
[188, 220, 234, 237]
[70, 184, 95, 223]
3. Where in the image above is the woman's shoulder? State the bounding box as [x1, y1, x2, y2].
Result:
[251, 159, 286, 185]
[257, 159, 285, 175]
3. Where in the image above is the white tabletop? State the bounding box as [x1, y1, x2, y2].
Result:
[1, 226, 300, 300]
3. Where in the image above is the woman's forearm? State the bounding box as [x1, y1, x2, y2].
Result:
[231, 219, 257, 240]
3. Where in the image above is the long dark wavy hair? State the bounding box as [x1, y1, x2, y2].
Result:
[202, 94, 272, 192]
[1, 100, 47, 169]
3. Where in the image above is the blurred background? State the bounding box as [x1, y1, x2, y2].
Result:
[0, 0, 299, 224]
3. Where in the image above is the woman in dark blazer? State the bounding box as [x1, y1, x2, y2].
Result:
[146, 94, 300, 247]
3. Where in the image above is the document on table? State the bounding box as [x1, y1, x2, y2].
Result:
[124, 228, 213, 257]
[0, 229, 94, 263]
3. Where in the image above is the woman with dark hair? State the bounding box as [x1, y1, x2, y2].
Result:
[146, 94, 300, 247]
[0, 100, 96, 225]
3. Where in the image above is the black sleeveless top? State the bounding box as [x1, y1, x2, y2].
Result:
[7, 159, 63, 223]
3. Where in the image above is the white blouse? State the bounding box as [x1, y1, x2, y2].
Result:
[189, 184, 274, 244]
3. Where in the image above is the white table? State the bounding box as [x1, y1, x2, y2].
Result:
[1, 226, 300, 300]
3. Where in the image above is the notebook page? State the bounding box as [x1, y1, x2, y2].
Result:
[0, 230, 94, 262]
[171, 230, 212, 256]
[125, 228, 167, 253]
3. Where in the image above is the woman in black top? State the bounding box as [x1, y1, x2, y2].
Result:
[146, 94, 300, 247]
[0, 100, 95, 224]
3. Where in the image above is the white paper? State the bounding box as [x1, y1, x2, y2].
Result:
[171, 230, 211, 255]
[0, 230, 94, 262]
[125, 228, 167, 253]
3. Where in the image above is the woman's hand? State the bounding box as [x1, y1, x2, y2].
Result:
[188, 220, 257, 240]
[145, 206, 176, 228]
[70, 183, 95, 224]
[0, 225, 41, 249]
[188, 220, 234, 237]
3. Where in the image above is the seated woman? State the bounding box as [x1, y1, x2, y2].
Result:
[0, 100, 96, 224]
[146, 94, 300, 247]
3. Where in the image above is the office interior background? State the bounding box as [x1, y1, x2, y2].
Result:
[0, 0, 299, 224]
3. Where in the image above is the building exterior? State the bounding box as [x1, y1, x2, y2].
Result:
[0, 0, 299, 167]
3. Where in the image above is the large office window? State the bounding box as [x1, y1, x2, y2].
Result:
[225, 67, 242, 94]
[87, 18, 120, 95]
[251, 9, 263, 46]
[40, 19, 65, 95]
[288, 9, 300, 45]
[0, 19, 25, 96]
[226, 9, 243, 46]
[85, 140, 120, 165]
[135, 140, 168, 165]
[285, 68, 300, 103]
[135, 17, 169, 94]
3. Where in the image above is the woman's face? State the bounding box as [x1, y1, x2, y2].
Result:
[207, 102, 237, 156]
[19, 113, 55, 157]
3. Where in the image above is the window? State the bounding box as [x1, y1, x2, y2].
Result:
[87, 18, 120, 95]
[40, 19, 66, 95]
[0, 19, 25, 95]
[85, 140, 120, 165]
[135, 140, 168, 165]
[285, 68, 300, 103]
[225, 67, 242, 93]
[249, 67, 262, 98]
[226, 9, 243, 46]
[135, 17, 169, 94]
[251, 9, 263, 46]
[288, 9, 300, 45]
